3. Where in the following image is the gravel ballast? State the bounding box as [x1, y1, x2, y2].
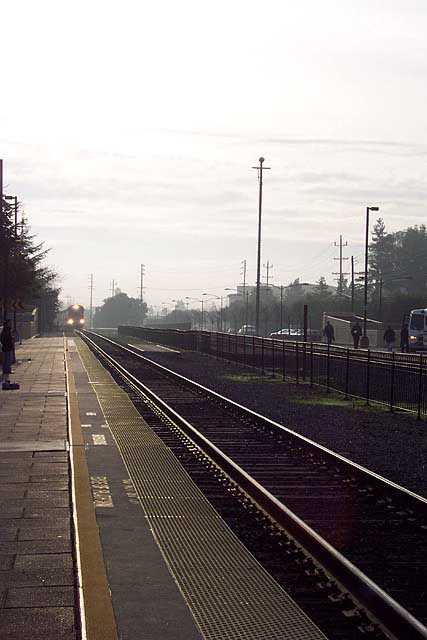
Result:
[121, 337, 427, 498]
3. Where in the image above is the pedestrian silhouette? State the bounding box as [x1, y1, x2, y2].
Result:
[1, 320, 14, 380]
[350, 321, 362, 349]
[383, 325, 396, 352]
[400, 324, 409, 352]
[323, 321, 335, 345]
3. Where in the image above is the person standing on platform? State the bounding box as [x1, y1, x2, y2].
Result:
[350, 321, 362, 349]
[323, 321, 335, 345]
[1, 320, 14, 378]
[400, 324, 409, 352]
[383, 325, 396, 352]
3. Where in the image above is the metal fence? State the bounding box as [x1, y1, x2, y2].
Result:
[117, 326, 427, 418]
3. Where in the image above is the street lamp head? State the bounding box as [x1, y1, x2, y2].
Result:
[368, 206, 379, 211]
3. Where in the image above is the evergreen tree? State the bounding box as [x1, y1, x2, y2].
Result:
[1, 198, 60, 327]
[394, 225, 427, 294]
[369, 218, 393, 277]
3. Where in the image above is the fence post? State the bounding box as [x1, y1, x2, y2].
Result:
[295, 341, 299, 384]
[417, 354, 423, 420]
[302, 342, 306, 381]
[389, 351, 395, 412]
[243, 335, 246, 367]
[344, 348, 350, 400]
[271, 340, 275, 377]
[261, 338, 265, 375]
[326, 342, 330, 393]
[228, 332, 231, 362]
[310, 342, 313, 387]
[252, 335, 256, 367]
[282, 341, 286, 381]
[235, 334, 238, 361]
[366, 349, 371, 405]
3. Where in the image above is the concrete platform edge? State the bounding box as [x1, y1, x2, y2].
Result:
[65, 337, 118, 640]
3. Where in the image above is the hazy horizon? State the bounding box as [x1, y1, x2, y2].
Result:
[2, 1, 427, 311]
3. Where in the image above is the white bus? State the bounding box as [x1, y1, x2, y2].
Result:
[408, 308, 427, 351]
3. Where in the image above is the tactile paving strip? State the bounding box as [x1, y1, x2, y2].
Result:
[75, 338, 327, 640]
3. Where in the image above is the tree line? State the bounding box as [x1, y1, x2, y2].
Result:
[93, 291, 148, 328]
[154, 219, 427, 334]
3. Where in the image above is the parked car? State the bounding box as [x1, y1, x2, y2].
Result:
[238, 325, 257, 336]
[270, 328, 301, 339]
[270, 328, 321, 341]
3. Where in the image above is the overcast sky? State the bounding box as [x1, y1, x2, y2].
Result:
[2, 0, 427, 311]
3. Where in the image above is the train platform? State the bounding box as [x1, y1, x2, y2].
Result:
[0, 335, 327, 640]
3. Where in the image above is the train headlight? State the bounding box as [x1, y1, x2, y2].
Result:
[72, 304, 80, 310]
[67, 319, 74, 325]
[409, 335, 417, 340]
[79, 319, 85, 324]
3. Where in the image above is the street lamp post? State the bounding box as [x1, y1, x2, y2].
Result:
[361, 206, 379, 348]
[185, 297, 204, 330]
[202, 293, 223, 331]
[252, 157, 270, 337]
[225, 288, 250, 332]
[202, 294, 222, 331]
[171, 299, 178, 322]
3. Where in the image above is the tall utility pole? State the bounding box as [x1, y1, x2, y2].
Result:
[89, 273, 94, 329]
[110, 280, 116, 297]
[351, 256, 354, 314]
[361, 206, 379, 347]
[241, 259, 246, 296]
[139, 264, 145, 325]
[241, 259, 247, 328]
[263, 259, 273, 286]
[280, 285, 284, 330]
[252, 157, 270, 336]
[332, 235, 349, 293]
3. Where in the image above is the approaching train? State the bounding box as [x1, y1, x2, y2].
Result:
[64, 304, 85, 330]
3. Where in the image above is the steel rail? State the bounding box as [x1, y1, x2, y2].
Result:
[81, 330, 427, 640]
[85, 331, 427, 508]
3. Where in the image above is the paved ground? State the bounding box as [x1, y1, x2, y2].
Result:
[0, 336, 330, 640]
[0, 338, 77, 640]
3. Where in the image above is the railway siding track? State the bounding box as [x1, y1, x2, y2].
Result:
[120, 326, 427, 417]
[81, 331, 427, 640]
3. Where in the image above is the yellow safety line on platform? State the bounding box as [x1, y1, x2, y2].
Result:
[65, 338, 118, 640]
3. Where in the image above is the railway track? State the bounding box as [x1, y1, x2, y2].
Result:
[80, 330, 427, 640]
